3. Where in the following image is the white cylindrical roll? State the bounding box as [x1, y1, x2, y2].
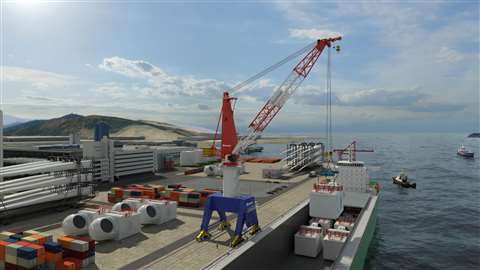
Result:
[112, 201, 135, 212]
[88, 216, 118, 241]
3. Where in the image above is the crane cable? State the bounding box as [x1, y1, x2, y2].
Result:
[211, 42, 315, 152]
[325, 45, 333, 163]
[230, 42, 315, 95]
[211, 42, 317, 153]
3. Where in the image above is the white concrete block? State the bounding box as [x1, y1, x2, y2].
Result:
[294, 225, 323, 258]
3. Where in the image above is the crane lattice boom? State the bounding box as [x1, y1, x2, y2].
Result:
[232, 37, 341, 155]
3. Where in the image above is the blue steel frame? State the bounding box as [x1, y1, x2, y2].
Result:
[200, 193, 259, 237]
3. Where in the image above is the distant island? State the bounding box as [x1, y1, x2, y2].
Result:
[468, 133, 480, 138]
[3, 113, 209, 141]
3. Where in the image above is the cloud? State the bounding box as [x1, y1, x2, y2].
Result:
[2, 66, 75, 87]
[291, 86, 465, 114]
[338, 89, 426, 107]
[98, 56, 162, 78]
[435, 47, 465, 63]
[24, 95, 57, 102]
[272, 1, 315, 24]
[289, 28, 342, 40]
[93, 82, 128, 99]
[99, 56, 229, 98]
[197, 104, 211, 111]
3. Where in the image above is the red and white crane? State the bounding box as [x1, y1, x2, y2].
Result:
[197, 37, 342, 246]
[221, 37, 342, 197]
[226, 37, 341, 159]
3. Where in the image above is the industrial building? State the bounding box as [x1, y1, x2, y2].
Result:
[83, 138, 195, 182]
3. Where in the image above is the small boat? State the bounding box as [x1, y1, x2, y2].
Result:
[457, 145, 474, 158]
[241, 145, 264, 154]
[392, 172, 416, 188]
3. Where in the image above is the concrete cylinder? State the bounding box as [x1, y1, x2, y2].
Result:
[223, 165, 241, 197]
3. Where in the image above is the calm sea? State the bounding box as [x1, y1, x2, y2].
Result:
[256, 132, 480, 270]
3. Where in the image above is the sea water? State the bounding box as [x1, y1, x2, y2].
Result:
[254, 132, 480, 269]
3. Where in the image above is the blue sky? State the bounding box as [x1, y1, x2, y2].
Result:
[1, 0, 479, 132]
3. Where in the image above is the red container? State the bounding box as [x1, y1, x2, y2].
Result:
[64, 257, 82, 270]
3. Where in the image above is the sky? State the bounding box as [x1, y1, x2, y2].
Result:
[1, 0, 479, 133]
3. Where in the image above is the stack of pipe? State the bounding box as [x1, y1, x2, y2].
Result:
[0, 164, 94, 214]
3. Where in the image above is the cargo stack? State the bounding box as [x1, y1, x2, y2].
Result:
[58, 236, 95, 269]
[108, 184, 218, 208]
[107, 184, 165, 203]
[178, 192, 200, 207]
[0, 230, 96, 270]
[21, 230, 53, 245]
[44, 241, 63, 270]
[107, 187, 124, 203]
[0, 239, 45, 270]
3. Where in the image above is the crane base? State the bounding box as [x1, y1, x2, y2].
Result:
[195, 230, 210, 242]
[197, 193, 259, 247]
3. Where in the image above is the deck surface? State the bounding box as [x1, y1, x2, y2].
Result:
[140, 176, 314, 270]
[1, 163, 313, 270]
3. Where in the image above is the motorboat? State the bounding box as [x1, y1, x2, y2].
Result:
[457, 145, 474, 158]
[392, 172, 416, 188]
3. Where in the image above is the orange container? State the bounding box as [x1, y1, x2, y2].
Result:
[0, 240, 8, 261]
[32, 234, 47, 245]
[63, 260, 76, 270]
[57, 236, 74, 249]
[46, 251, 63, 262]
[112, 188, 124, 198]
[169, 191, 180, 202]
[143, 190, 155, 199]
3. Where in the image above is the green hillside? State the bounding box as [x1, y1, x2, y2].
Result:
[3, 113, 199, 139]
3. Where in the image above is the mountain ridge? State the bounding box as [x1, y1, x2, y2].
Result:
[3, 113, 205, 140]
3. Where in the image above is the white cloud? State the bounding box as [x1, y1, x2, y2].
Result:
[32, 82, 49, 90]
[289, 28, 342, 40]
[23, 95, 58, 102]
[99, 56, 163, 78]
[272, 1, 315, 24]
[197, 104, 211, 111]
[99, 56, 229, 98]
[435, 47, 465, 63]
[2, 66, 75, 87]
[338, 88, 425, 106]
[93, 82, 128, 99]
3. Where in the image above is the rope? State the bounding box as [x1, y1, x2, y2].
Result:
[231, 42, 315, 95]
[325, 46, 333, 164]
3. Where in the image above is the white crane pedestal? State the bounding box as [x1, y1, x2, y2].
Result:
[222, 163, 242, 197]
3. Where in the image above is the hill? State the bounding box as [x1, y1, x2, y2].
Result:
[3, 113, 204, 140]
